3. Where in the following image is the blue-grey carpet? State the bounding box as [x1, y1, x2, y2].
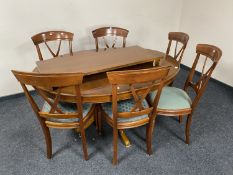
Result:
[0, 67, 233, 175]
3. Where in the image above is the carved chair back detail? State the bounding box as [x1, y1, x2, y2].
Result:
[105, 67, 170, 165]
[12, 71, 94, 160]
[107, 67, 170, 123]
[92, 27, 129, 52]
[166, 32, 189, 63]
[184, 44, 222, 111]
[31, 31, 74, 61]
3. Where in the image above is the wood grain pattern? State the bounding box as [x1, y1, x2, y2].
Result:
[36, 46, 163, 75]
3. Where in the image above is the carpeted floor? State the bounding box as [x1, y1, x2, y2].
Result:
[0, 67, 233, 175]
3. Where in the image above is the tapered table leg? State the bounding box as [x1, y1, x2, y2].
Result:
[119, 130, 131, 147]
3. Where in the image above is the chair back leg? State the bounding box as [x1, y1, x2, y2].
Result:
[185, 114, 193, 144]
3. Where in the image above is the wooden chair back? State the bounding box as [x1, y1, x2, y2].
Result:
[166, 32, 189, 63]
[31, 31, 74, 61]
[107, 67, 170, 125]
[12, 70, 84, 129]
[184, 44, 222, 110]
[92, 27, 129, 52]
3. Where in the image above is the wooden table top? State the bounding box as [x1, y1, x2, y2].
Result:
[36, 46, 163, 75]
[36, 46, 179, 103]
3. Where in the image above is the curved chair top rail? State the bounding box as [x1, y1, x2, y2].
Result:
[92, 27, 129, 38]
[168, 32, 189, 45]
[196, 44, 222, 62]
[107, 66, 170, 85]
[92, 27, 129, 52]
[12, 70, 84, 88]
[31, 31, 74, 61]
[31, 31, 74, 45]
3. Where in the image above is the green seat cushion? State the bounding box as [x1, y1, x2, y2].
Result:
[148, 86, 192, 110]
[42, 102, 92, 122]
[101, 99, 149, 123]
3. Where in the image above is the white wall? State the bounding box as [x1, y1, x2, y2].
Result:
[0, 0, 183, 97]
[179, 0, 233, 86]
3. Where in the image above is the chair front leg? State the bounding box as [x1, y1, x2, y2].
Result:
[112, 128, 118, 165]
[146, 120, 155, 155]
[38, 118, 52, 159]
[185, 114, 193, 144]
[179, 115, 183, 123]
[80, 126, 89, 160]
[44, 127, 52, 159]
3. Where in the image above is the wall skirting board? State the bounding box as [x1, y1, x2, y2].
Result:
[0, 90, 36, 103]
[0, 64, 232, 103]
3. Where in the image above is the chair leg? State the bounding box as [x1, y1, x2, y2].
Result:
[112, 128, 118, 165]
[94, 106, 99, 130]
[44, 127, 52, 159]
[146, 120, 155, 155]
[38, 119, 52, 159]
[80, 127, 89, 160]
[179, 115, 183, 123]
[97, 105, 103, 135]
[185, 114, 192, 144]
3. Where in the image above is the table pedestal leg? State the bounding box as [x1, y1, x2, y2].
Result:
[119, 130, 131, 147]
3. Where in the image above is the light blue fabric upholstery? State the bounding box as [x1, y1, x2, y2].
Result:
[101, 99, 149, 122]
[148, 86, 192, 110]
[42, 102, 92, 122]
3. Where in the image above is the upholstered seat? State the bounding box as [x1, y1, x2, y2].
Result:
[148, 86, 192, 110]
[42, 102, 92, 122]
[101, 99, 149, 123]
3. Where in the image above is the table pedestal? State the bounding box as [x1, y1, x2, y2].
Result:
[119, 130, 131, 147]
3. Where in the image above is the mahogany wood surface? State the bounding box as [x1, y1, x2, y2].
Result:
[34, 47, 179, 103]
[36, 46, 163, 75]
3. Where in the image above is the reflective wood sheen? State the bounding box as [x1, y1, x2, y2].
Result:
[39, 55, 179, 103]
[31, 31, 74, 61]
[92, 27, 129, 52]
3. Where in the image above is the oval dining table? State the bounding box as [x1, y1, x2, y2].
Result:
[34, 45, 179, 147]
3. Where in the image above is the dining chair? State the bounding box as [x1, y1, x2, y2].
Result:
[147, 44, 222, 144]
[100, 67, 170, 165]
[92, 27, 129, 52]
[166, 32, 189, 64]
[12, 71, 96, 160]
[31, 31, 74, 61]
